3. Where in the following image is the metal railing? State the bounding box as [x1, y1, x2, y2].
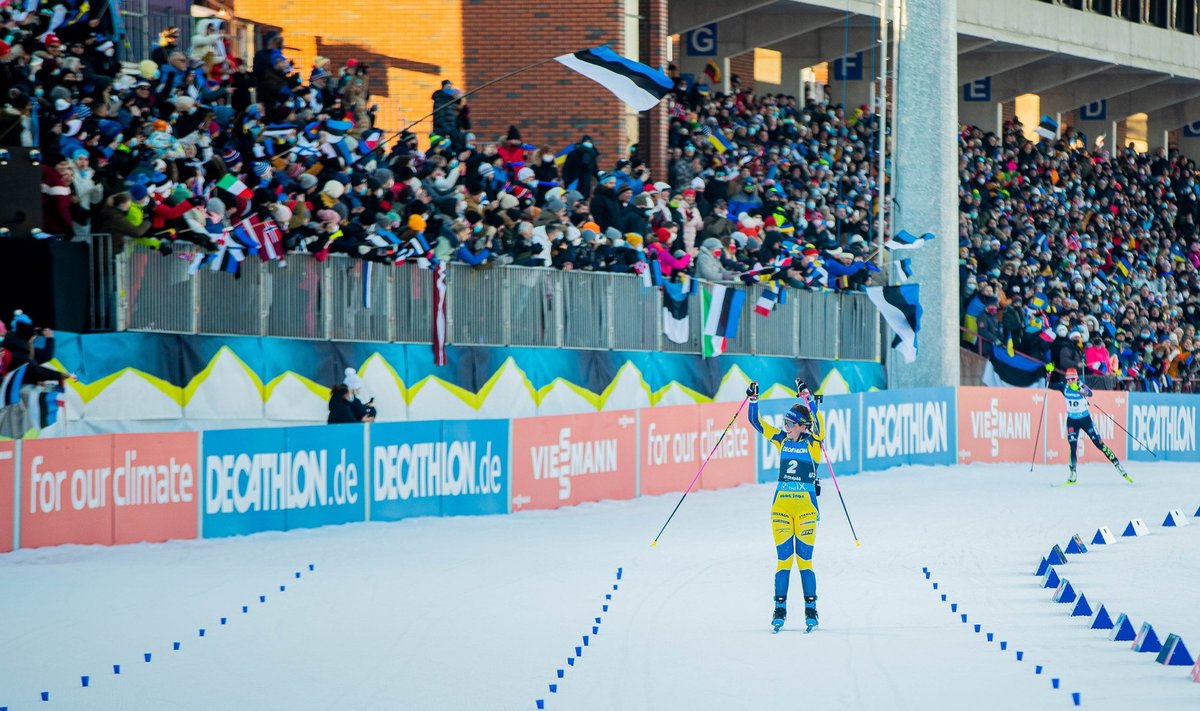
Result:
[116, 251, 881, 361]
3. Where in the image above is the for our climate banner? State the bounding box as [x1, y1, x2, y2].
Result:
[370, 419, 508, 521]
[20, 433, 199, 549]
[639, 403, 756, 495]
[0, 442, 13, 553]
[510, 410, 637, 511]
[202, 424, 365, 537]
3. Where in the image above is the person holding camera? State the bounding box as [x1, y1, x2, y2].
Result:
[328, 369, 376, 424]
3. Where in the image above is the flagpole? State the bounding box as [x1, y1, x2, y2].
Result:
[362, 56, 562, 160]
[875, 0, 889, 270]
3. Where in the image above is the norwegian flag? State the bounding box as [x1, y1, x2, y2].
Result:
[235, 216, 286, 263]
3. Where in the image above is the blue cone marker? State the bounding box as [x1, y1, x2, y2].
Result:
[974, 624, 981, 633]
[173, 642, 181, 651]
[961, 613, 967, 623]
[556, 669, 564, 679]
[114, 664, 121, 674]
[1072, 692, 1081, 706]
[933, 582, 939, 590]
[593, 626, 599, 634]
[986, 632, 993, 642]
[582, 636, 589, 647]
[536, 700, 544, 710]
[40, 692, 49, 702]
[242, 606, 248, 613]
[549, 684, 557, 693]
[280, 585, 286, 592]
[617, 567, 622, 580]
[595, 617, 601, 624]
[296, 572, 301, 579]
[603, 605, 608, 612]
[567, 658, 575, 667]
[199, 629, 206, 637]
[81, 676, 89, 687]
[308, 564, 314, 571]
[613, 584, 618, 591]
[574, 646, 582, 657]
[1052, 678, 1060, 689]
[940, 594, 946, 601]
[1016, 651, 1024, 661]
[221, 617, 227, 625]
[259, 595, 266, 603]
[605, 594, 611, 600]
[1000, 641, 1007, 651]
[951, 603, 957, 612]
[144, 653, 152, 663]
[1035, 665, 1043, 675]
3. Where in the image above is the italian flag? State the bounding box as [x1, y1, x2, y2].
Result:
[216, 173, 252, 199]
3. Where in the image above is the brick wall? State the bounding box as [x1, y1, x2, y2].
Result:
[638, 0, 668, 176]
[232, 0, 466, 136]
[461, 0, 626, 157]
[729, 51, 755, 93]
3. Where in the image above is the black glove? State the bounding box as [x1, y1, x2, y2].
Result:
[746, 381, 759, 399]
[795, 378, 809, 397]
[814, 479, 822, 497]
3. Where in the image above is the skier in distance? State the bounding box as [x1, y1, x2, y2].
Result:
[1046, 364, 1132, 485]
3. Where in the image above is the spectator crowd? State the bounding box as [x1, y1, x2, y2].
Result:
[1, 2, 1197, 390]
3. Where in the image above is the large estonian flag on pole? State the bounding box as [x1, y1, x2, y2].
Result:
[866, 284, 922, 364]
[555, 46, 674, 111]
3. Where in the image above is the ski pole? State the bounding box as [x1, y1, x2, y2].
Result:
[650, 395, 749, 547]
[818, 442, 861, 548]
[1090, 399, 1157, 458]
[1029, 376, 1051, 472]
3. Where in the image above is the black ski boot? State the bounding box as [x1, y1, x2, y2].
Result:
[771, 596, 787, 633]
[804, 596, 819, 633]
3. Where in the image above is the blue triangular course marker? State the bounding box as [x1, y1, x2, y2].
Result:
[1035, 557, 1049, 576]
[1121, 519, 1148, 537]
[1065, 535, 1087, 554]
[1133, 622, 1162, 653]
[1109, 614, 1136, 641]
[1042, 567, 1061, 589]
[1194, 504, 1200, 517]
[1054, 579, 1077, 603]
[1091, 605, 1114, 630]
[1048, 544, 1068, 565]
[1071, 593, 1092, 617]
[1156, 635, 1195, 666]
[1091, 527, 1115, 545]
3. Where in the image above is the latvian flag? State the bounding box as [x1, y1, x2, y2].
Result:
[702, 284, 745, 358]
[866, 285, 922, 364]
[216, 173, 253, 200]
[554, 46, 673, 112]
[885, 230, 935, 251]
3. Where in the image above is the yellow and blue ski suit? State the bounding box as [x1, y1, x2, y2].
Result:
[748, 397, 824, 601]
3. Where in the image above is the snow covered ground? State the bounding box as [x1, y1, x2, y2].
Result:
[1, 461, 1197, 711]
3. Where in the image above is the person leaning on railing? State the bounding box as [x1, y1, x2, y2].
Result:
[98, 192, 173, 255]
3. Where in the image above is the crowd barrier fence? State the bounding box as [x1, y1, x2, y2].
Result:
[3, 387, 1195, 553]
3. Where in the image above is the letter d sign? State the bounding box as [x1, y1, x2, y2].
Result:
[1183, 120, 1200, 138]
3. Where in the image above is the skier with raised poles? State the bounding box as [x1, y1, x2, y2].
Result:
[747, 377, 824, 633]
[1046, 363, 1133, 485]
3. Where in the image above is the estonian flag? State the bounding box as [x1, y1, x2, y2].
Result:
[866, 285, 922, 363]
[1036, 115, 1059, 141]
[983, 347, 1046, 388]
[555, 46, 673, 112]
[702, 284, 745, 357]
[661, 275, 697, 344]
[885, 230, 935, 251]
[894, 258, 913, 284]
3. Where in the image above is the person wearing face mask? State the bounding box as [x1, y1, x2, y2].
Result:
[532, 144, 560, 202]
[561, 135, 599, 197]
[702, 199, 735, 244]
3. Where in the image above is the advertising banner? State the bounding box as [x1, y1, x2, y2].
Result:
[0, 441, 13, 553]
[639, 405, 701, 496]
[1044, 389, 1128, 466]
[110, 432, 198, 544]
[696, 402, 756, 490]
[754, 394, 859, 484]
[1126, 392, 1200, 462]
[371, 419, 508, 521]
[21, 435, 115, 548]
[956, 387, 1044, 464]
[861, 388, 956, 471]
[202, 425, 365, 538]
[511, 410, 637, 511]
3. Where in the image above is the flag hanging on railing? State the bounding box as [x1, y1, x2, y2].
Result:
[432, 262, 448, 366]
[363, 261, 373, 309]
[701, 284, 745, 358]
[754, 282, 785, 317]
[661, 275, 696, 344]
[554, 46, 673, 111]
[866, 284, 922, 363]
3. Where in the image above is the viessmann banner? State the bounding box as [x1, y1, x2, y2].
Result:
[510, 410, 638, 511]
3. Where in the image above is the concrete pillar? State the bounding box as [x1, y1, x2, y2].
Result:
[639, 0, 669, 178]
[889, 0, 959, 389]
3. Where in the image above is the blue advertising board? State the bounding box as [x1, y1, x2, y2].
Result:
[1126, 392, 1200, 462]
[860, 387, 957, 471]
[202, 424, 366, 538]
[370, 419, 509, 521]
[754, 394, 860, 484]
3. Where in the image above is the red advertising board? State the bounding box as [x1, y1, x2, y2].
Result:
[511, 410, 637, 511]
[22, 435, 116, 548]
[0, 441, 14, 553]
[19, 432, 199, 549]
[696, 401, 756, 490]
[111, 432, 198, 544]
[957, 387, 1046, 464]
[640, 405, 702, 496]
[1044, 390, 1128, 466]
